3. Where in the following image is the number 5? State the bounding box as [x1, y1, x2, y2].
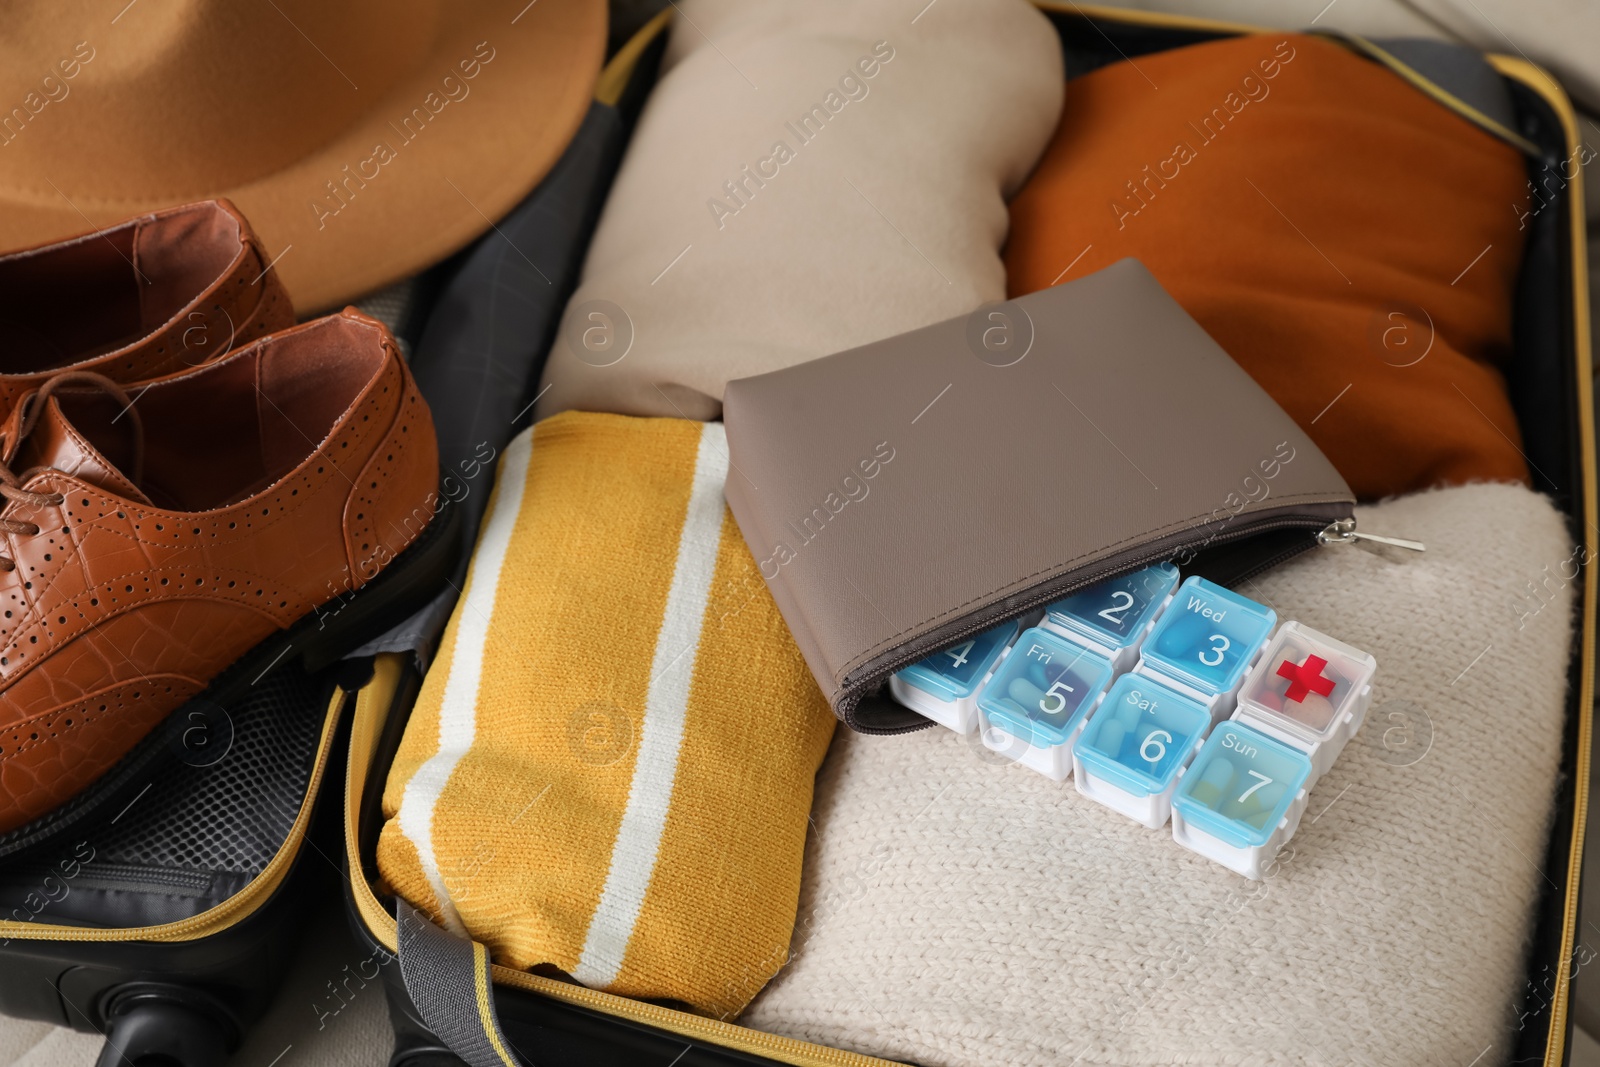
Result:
[1198, 633, 1230, 666]
[1039, 679, 1075, 715]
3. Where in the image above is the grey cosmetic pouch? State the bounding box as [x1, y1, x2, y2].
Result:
[723, 259, 1357, 732]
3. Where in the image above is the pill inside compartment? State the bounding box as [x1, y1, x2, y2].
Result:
[1043, 562, 1179, 668]
[1140, 576, 1277, 698]
[1173, 721, 1311, 845]
[1078, 674, 1210, 795]
[1236, 621, 1376, 740]
[976, 627, 1115, 748]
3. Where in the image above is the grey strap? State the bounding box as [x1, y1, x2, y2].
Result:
[395, 900, 520, 1067]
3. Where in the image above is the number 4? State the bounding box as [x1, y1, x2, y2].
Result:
[1239, 770, 1273, 802]
[943, 640, 974, 670]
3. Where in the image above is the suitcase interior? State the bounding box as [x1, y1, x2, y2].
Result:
[0, 663, 355, 1059]
[338, 6, 1595, 1066]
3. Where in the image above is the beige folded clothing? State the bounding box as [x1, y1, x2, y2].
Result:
[535, 0, 1064, 421]
[744, 482, 1574, 1066]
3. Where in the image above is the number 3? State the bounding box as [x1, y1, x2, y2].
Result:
[1198, 633, 1230, 666]
[1097, 590, 1135, 626]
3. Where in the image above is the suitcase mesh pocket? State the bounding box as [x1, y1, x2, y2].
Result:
[0, 666, 324, 925]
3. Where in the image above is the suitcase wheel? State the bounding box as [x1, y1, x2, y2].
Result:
[96, 989, 233, 1067]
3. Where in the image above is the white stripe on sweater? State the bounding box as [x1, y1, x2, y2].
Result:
[394, 428, 535, 935]
[572, 422, 729, 989]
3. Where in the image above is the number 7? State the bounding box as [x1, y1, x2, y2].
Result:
[1239, 770, 1272, 802]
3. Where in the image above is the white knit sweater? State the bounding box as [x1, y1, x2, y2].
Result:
[745, 482, 1576, 1067]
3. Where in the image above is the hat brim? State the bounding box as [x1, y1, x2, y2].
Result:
[0, 0, 606, 313]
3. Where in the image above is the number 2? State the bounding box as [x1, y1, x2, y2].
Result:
[1198, 634, 1230, 666]
[1097, 590, 1135, 626]
[1039, 679, 1075, 715]
[944, 640, 974, 670]
[1239, 770, 1272, 802]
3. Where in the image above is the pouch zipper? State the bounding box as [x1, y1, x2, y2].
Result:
[840, 512, 1331, 732]
[1316, 517, 1426, 552]
[841, 513, 1421, 733]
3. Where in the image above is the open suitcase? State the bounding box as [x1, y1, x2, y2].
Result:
[0, 5, 650, 1061]
[340, 5, 1597, 1066]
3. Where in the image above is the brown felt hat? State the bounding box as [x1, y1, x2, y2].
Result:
[0, 0, 606, 312]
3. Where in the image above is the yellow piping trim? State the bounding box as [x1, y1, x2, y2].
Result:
[346, 652, 404, 937]
[594, 9, 673, 108]
[0, 684, 347, 943]
[1317, 32, 1542, 155]
[1486, 52, 1596, 1067]
[475, 940, 519, 1067]
[1033, 0, 1265, 37]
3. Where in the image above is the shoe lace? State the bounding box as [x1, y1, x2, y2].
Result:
[0, 371, 144, 572]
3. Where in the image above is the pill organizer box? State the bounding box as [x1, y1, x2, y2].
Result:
[892, 568, 1375, 878]
[976, 627, 1115, 780]
[1171, 719, 1313, 880]
[888, 619, 1021, 734]
[1134, 576, 1277, 720]
[1041, 562, 1180, 674]
[1073, 673, 1211, 829]
[1232, 621, 1377, 782]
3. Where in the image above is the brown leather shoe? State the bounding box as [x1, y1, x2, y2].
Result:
[0, 310, 452, 839]
[0, 199, 293, 415]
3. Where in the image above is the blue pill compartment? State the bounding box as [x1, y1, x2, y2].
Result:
[890, 619, 1020, 734]
[1073, 674, 1211, 830]
[1044, 562, 1179, 670]
[1173, 721, 1311, 850]
[1077, 676, 1210, 797]
[977, 628, 1115, 780]
[1138, 577, 1277, 703]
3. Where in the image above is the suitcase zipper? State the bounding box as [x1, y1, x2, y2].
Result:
[0, 685, 345, 943]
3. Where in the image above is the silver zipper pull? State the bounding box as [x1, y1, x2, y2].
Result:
[1318, 518, 1425, 553]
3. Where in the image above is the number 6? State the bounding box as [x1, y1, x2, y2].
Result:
[1139, 729, 1172, 763]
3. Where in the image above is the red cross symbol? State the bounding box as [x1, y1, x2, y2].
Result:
[1277, 654, 1336, 703]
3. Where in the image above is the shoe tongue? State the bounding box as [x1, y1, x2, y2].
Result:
[10, 397, 151, 505]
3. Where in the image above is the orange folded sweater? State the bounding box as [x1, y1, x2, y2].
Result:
[1005, 33, 1530, 499]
